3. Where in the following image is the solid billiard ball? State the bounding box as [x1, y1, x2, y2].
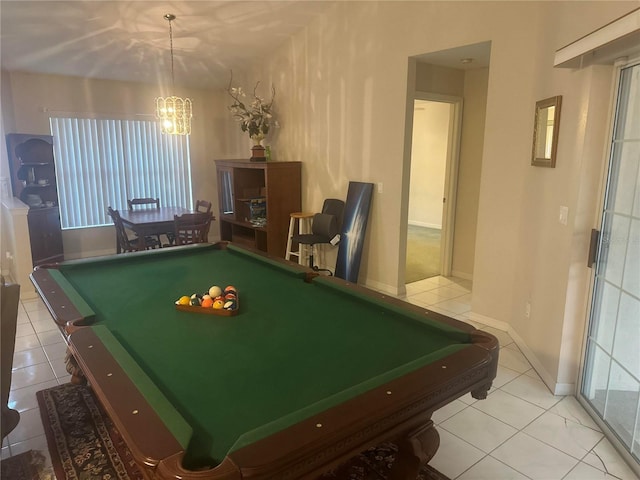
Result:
[209, 286, 222, 298]
[201, 297, 214, 308]
[212, 299, 225, 309]
[176, 295, 190, 305]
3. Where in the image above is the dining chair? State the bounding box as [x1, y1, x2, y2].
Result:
[195, 200, 214, 240]
[107, 207, 159, 253]
[165, 200, 214, 247]
[173, 212, 213, 246]
[195, 199, 212, 213]
[127, 197, 160, 210]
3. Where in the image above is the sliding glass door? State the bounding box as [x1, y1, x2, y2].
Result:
[581, 60, 640, 466]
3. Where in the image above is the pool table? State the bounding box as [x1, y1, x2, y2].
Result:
[31, 242, 498, 480]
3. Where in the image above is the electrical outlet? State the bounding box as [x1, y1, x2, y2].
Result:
[377, 182, 383, 194]
[525, 301, 531, 319]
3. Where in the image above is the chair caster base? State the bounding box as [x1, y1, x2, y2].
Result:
[311, 266, 333, 276]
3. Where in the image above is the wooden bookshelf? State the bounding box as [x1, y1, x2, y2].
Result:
[215, 160, 301, 258]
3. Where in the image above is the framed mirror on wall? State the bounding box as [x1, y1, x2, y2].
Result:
[531, 95, 562, 167]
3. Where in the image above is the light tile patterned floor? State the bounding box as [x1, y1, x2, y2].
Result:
[402, 276, 640, 480]
[2, 278, 639, 479]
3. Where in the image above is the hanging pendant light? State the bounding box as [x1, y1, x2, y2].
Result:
[155, 14, 192, 135]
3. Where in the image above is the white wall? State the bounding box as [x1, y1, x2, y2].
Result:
[248, 0, 636, 392]
[453, 68, 488, 278]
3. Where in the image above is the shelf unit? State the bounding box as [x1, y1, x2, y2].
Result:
[215, 160, 301, 257]
[6, 133, 64, 266]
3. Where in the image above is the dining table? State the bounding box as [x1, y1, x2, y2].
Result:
[118, 206, 193, 252]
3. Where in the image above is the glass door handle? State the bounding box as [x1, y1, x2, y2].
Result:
[587, 229, 599, 268]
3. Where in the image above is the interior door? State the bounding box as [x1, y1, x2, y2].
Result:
[580, 60, 640, 466]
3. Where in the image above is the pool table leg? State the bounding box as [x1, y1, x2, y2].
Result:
[471, 381, 493, 400]
[64, 349, 86, 385]
[388, 420, 440, 480]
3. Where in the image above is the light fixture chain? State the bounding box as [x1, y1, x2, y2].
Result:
[168, 18, 175, 90]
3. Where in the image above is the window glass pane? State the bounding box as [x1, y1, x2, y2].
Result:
[599, 212, 630, 287]
[622, 218, 640, 297]
[614, 65, 640, 141]
[603, 361, 639, 449]
[607, 141, 640, 216]
[589, 279, 620, 354]
[50, 117, 191, 229]
[612, 292, 640, 380]
[582, 341, 611, 417]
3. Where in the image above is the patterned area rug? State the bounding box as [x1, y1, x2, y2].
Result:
[36, 383, 449, 480]
[0, 450, 52, 480]
[36, 383, 143, 480]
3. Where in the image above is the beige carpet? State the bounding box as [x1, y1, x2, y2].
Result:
[406, 225, 441, 283]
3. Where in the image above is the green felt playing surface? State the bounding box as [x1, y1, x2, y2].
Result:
[57, 244, 471, 467]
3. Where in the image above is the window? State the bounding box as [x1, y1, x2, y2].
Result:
[49, 117, 192, 229]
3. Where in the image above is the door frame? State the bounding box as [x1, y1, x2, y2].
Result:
[409, 92, 463, 278]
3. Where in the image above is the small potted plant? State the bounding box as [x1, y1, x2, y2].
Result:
[228, 75, 275, 161]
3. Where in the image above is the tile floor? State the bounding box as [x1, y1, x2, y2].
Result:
[2, 277, 639, 480]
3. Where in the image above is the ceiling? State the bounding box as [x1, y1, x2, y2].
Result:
[0, 1, 336, 89]
[0, 1, 490, 91]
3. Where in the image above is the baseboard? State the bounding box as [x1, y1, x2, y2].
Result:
[508, 327, 576, 396]
[450, 270, 472, 281]
[408, 221, 442, 230]
[469, 311, 574, 396]
[364, 278, 404, 297]
[468, 311, 509, 331]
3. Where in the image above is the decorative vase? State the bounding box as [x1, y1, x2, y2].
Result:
[250, 135, 266, 162]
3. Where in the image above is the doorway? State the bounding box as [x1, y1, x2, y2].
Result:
[406, 95, 462, 284]
[580, 60, 640, 467]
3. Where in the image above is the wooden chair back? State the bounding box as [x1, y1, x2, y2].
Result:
[108, 207, 142, 253]
[173, 212, 212, 245]
[195, 199, 212, 213]
[127, 197, 160, 210]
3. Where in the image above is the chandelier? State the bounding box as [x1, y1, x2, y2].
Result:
[155, 14, 192, 135]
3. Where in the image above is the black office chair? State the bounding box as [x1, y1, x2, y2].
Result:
[292, 199, 344, 274]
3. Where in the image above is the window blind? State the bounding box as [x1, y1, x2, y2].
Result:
[50, 117, 192, 229]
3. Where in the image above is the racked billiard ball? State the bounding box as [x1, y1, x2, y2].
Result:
[201, 297, 214, 308]
[212, 299, 225, 309]
[208, 286, 222, 298]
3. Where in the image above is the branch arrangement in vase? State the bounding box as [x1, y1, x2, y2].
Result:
[227, 73, 275, 146]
